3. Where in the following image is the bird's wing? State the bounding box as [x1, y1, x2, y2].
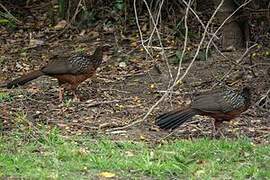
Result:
[41, 60, 71, 75]
[191, 91, 241, 113]
[41, 55, 89, 75]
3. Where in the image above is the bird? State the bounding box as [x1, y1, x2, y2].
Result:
[2, 45, 109, 101]
[155, 87, 251, 136]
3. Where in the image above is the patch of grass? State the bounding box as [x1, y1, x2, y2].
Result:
[0, 92, 13, 103]
[74, 47, 86, 53]
[0, 129, 269, 179]
[0, 16, 16, 29]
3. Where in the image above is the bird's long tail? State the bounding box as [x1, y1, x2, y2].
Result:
[6, 70, 44, 88]
[155, 108, 198, 130]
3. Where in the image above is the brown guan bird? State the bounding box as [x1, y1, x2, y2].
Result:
[3, 45, 108, 101]
[155, 87, 251, 135]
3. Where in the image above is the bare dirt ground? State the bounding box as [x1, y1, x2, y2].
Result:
[0, 28, 269, 144]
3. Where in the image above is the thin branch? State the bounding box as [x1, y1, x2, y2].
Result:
[0, 3, 22, 24]
[205, 0, 253, 59]
[70, 0, 83, 25]
[86, 98, 131, 107]
[117, 0, 225, 129]
[140, 0, 225, 121]
[173, 0, 191, 86]
[211, 43, 257, 88]
[255, 89, 270, 112]
[182, 0, 228, 60]
[133, 0, 153, 58]
[144, 0, 173, 80]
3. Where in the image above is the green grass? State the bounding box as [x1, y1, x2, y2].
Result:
[0, 129, 269, 179]
[0, 92, 13, 103]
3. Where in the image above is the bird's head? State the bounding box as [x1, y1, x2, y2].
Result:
[241, 86, 252, 105]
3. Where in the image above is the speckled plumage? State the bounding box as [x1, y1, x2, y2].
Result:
[5, 46, 106, 101]
[156, 87, 251, 131]
[222, 89, 247, 111]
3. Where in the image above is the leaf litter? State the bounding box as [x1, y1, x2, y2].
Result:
[0, 12, 269, 145]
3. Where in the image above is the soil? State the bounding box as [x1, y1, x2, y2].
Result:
[0, 25, 269, 145]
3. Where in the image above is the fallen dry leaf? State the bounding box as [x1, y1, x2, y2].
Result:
[125, 151, 134, 157]
[54, 20, 67, 30]
[98, 172, 116, 178]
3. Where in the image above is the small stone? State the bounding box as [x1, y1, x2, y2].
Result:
[119, 61, 127, 68]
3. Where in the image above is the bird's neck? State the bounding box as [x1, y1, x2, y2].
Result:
[93, 46, 103, 59]
[241, 89, 251, 106]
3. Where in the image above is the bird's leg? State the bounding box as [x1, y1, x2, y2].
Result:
[71, 85, 80, 102]
[72, 90, 80, 102]
[211, 119, 217, 138]
[59, 86, 65, 102]
[58, 81, 66, 102]
[212, 120, 223, 138]
[216, 121, 225, 138]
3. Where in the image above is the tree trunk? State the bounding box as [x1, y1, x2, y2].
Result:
[213, 0, 244, 49]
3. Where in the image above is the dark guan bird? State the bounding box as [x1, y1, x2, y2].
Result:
[155, 87, 251, 135]
[3, 45, 109, 101]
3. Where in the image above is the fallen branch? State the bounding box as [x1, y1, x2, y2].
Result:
[86, 98, 132, 107]
[255, 89, 270, 112]
[105, 115, 144, 132]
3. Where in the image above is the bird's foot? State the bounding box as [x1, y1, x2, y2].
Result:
[72, 93, 82, 102]
[59, 92, 64, 102]
[211, 120, 225, 138]
[73, 96, 81, 102]
[212, 130, 218, 139]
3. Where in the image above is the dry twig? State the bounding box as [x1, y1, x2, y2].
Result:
[115, 0, 225, 130]
[0, 3, 22, 24]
